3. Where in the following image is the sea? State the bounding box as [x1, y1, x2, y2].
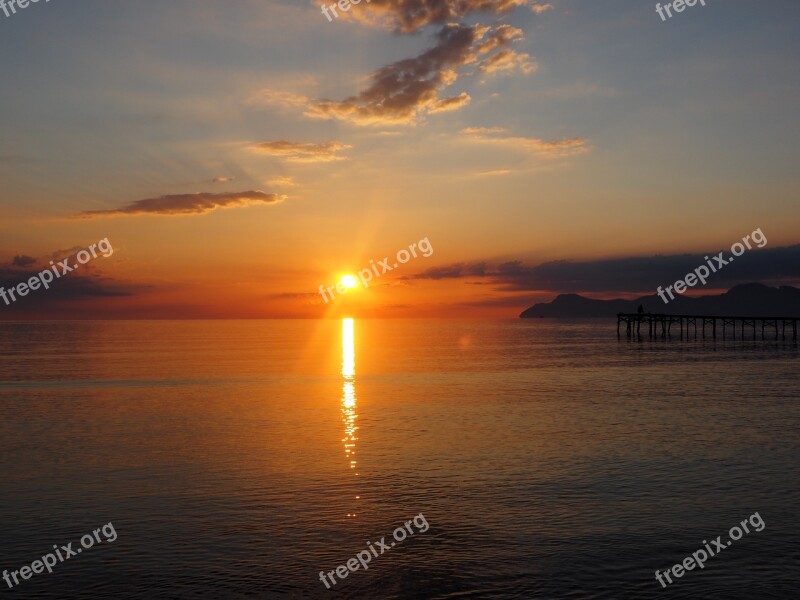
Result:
[0, 319, 798, 599]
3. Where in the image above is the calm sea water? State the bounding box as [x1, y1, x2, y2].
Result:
[0, 319, 798, 599]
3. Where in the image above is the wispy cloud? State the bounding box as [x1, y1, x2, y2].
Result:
[75, 191, 285, 219]
[475, 169, 513, 177]
[530, 3, 553, 14]
[461, 127, 589, 158]
[211, 176, 235, 183]
[247, 89, 311, 110]
[267, 176, 296, 187]
[462, 126, 507, 135]
[250, 141, 352, 163]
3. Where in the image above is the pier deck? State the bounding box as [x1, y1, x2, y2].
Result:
[617, 313, 799, 340]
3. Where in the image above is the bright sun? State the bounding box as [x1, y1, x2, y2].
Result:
[340, 274, 358, 289]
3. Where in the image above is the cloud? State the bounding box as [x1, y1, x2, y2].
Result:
[475, 169, 513, 176]
[530, 3, 553, 14]
[267, 176, 296, 187]
[475, 24, 536, 74]
[211, 176, 235, 183]
[0, 248, 134, 312]
[0, 265, 132, 302]
[267, 291, 327, 305]
[306, 23, 532, 126]
[333, 0, 536, 33]
[404, 244, 800, 294]
[47, 247, 84, 261]
[250, 141, 352, 163]
[461, 126, 589, 158]
[12, 255, 37, 267]
[462, 126, 508, 135]
[406, 262, 489, 280]
[430, 92, 472, 113]
[246, 89, 311, 110]
[480, 48, 536, 74]
[75, 191, 285, 219]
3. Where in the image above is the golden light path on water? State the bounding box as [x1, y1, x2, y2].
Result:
[341, 318, 360, 517]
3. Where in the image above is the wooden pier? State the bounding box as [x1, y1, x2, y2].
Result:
[617, 313, 799, 340]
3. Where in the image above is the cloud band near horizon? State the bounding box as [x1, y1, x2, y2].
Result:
[75, 191, 285, 219]
[404, 244, 800, 295]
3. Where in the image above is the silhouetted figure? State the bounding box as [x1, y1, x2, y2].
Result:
[638, 304, 645, 315]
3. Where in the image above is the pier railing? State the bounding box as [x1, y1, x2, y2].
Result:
[617, 313, 799, 340]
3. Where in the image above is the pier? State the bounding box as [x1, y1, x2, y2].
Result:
[617, 313, 799, 340]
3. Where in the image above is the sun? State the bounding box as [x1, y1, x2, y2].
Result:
[340, 274, 358, 289]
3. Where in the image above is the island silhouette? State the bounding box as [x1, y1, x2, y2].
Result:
[520, 283, 800, 318]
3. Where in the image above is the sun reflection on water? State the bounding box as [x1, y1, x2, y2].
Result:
[341, 318, 360, 517]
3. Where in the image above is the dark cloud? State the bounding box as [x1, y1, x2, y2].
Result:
[1, 250, 134, 314]
[405, 262, 488, 279]
[334, 0, 535, 33]
[75, 191, 285, 219]
[12, 255, 37, 267]
[267, 291, 328, 306]
[47, 247, 84, 262]
[306, 23, 532, 126]
[405, 244, 800, 294]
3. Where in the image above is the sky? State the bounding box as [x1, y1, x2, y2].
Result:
[1, 0, 798, 318]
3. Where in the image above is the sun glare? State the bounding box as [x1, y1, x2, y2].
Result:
[340, 274, 358, 289]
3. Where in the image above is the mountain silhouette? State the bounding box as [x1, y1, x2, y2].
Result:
[520, 283, 800, 318]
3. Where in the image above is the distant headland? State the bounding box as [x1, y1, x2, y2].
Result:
[520, 283, 800, 318]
